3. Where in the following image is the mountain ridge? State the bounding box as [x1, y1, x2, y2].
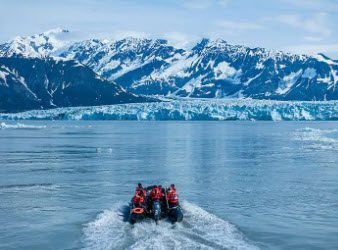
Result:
[0, 56, 147, 113]
[1, 29, 338, 101]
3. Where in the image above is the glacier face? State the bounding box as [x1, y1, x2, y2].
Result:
[1, 99, 338, 121]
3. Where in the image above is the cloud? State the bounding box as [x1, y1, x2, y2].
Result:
[179, 0, 231, 10]
[276, 12, 332, 36]
[304, 36, 323, 42]
[180, 0, 212, 10]
[218, 0, 231, 7]
[162, 32, 198, 49]
[283, 0, 338, 12]
[217, 20, 263, 33]
[285, 43, 338, 57]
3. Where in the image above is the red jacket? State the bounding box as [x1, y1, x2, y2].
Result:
[135, 187, 146, 196]
[167, 190, 179, 204]
[150, 187, 163, 201]
[133, 194, 144, 205]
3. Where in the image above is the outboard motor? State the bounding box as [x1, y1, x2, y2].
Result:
[167, 205, 183, 223]
[153, 200, 161, 224]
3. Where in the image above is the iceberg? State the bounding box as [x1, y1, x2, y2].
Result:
[0, 122, 47, 129]
[0, 99, 338, 121]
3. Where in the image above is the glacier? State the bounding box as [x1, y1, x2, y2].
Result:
[1, 99, 338, 121]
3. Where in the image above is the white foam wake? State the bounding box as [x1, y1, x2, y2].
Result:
[0, 122, 46, 129]
[82, 201, 258, 250]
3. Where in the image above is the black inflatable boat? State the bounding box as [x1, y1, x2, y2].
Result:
[129, 185, 183, 224]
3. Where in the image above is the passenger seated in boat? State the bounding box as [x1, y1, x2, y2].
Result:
[133, 190, 145, 208]
[167, 184, 179, 208]
[135, 182, 146, 196]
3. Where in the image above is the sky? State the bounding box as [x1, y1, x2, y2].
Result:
[1, 0, 338, 58]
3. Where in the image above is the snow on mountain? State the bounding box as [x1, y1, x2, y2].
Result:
[1, 29, 338, 101]
[0, 28, 71, 58]
[60, 37, 188, 95]
[59, 37, 338, 100]
[0, 56, 147, 113]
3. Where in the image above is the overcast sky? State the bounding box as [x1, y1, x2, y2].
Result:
[1, 0, 338, 58]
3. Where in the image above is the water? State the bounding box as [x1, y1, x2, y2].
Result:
[0, 121, 338, 250]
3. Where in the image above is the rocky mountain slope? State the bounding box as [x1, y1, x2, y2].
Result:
[1, 29, 338, 102]
[61, 37, 338, 100]
[0, 56, 145, 112]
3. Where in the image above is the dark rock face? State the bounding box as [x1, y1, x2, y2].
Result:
[0, 57, 145, 113]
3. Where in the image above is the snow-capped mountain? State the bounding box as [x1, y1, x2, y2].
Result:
[0, 28, 71, 58]
[1, 29, 338, 101]
[60, 37, 338, 101]
[0, 56, 146, 112]
[60, 37, 187, 95]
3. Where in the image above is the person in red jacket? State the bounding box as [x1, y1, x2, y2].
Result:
[133, 190, 145, 207]
[168, 184, 176, 193]
[167, 184, 179, 207]
[135, 183, 146, 196]
[150, 185, 163, 201]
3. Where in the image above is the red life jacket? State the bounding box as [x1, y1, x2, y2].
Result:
[150, 187, 163, 201]
[133, 194, 144, 205]
[167, 191, 179, 204]
[135, 187, 146, 196]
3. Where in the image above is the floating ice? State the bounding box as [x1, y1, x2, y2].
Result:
[293, 127, 338, 151]
[0, 122, 47, 129]
[96, 147, 113, 154]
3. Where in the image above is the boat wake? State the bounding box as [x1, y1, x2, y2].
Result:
[82, 201, 258, 250]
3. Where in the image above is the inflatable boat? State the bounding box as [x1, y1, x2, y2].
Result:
[129, 185, 183, 224]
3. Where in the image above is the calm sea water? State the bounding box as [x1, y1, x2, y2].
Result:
[0, 121, 337, 250]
